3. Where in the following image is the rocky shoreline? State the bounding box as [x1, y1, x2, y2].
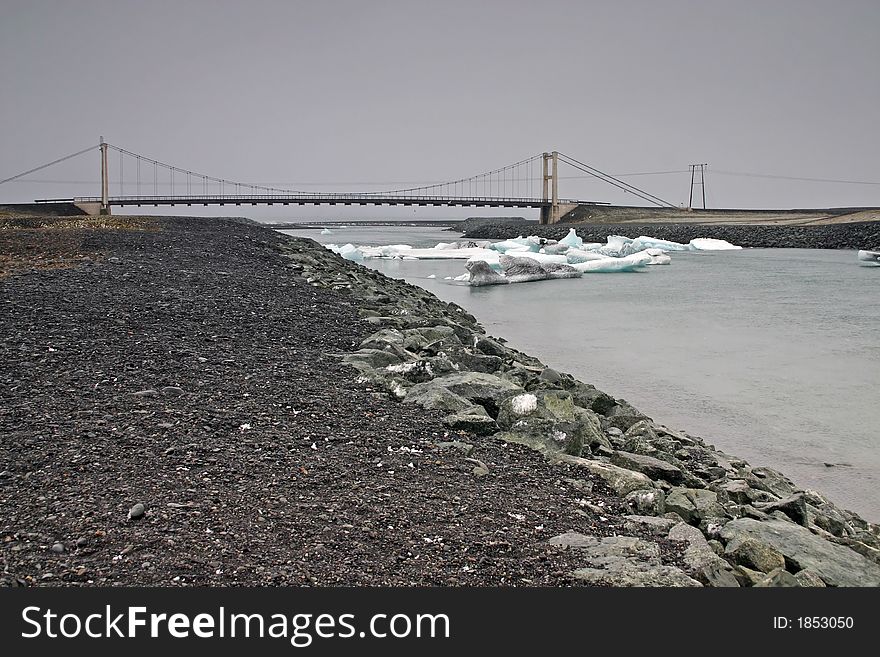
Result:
[460, 218, 880, 250]
[2, 216, 879, 587]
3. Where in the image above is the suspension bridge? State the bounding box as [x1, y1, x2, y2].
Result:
[2, 139, 676, 224]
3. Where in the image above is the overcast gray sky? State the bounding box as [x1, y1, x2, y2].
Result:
[2, 0, 879, 218]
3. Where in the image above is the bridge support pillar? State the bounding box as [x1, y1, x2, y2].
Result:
[99, 137, 111, 215]
[540, 151, 563, 224]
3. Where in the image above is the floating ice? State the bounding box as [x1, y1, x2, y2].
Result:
[337, 243, 364, 262]
[565, 248, 608, 264]
[426, 274, 436, 279]
[466, 260, 509, 286]
[571, 251, 652, 273]
[558, 228, 584, 250]
[858, 250, 880, 265]
[320, 228, 333, 235]
[689, 238, 742, 251]
[644, 248, 672, 265]
[490, 236, 540, 253]
[623, 236, 691, 255]
[500, 255, 550, 283]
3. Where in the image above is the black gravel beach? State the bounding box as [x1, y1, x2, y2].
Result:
[2, 215, 879, 588]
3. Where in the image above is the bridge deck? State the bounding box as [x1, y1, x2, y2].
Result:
[35, 195, 593, 209]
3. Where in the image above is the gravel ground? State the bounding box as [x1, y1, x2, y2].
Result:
[0, 216, 688, 586]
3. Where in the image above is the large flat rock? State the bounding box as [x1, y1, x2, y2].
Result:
[720, 518, 880, 587]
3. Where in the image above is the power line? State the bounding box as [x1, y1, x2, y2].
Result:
[712, 169, 880, 185]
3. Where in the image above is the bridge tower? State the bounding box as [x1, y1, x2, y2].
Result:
[539, 151, 558, 224]
[99, 136, 111, 215]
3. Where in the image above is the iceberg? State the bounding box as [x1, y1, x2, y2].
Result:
[571, 251, 652, 273]
[489, 236, 540, 253]
[542, 262, 583, 279]
[499, 255, 550, 283]
[644, 248, 672, 265]
[558, 228, 584, 250]
[337, 243, 364, 262]
[565, 248, 609, 264]
[858, 250, 880, 265]
[598, 235, 634, 256]
[624, 236, 691, 255]
[466, 260, 510, 286]
[320, 228, 333, 235]
[689, 238, 742, 251]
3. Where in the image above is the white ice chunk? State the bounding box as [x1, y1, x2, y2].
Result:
[320, 228, 333, 235]
[858, 250, 880, 265]
[571, 251, 652, 272]
[598, 235, 634, 256]
[689, 238, 742, 250]
[645, 248, 672, 265]
[566, 248, 608, 264]
[558, 228, 584, 250]
[426, 274, 436, 279]
[337, 243, 364, 262]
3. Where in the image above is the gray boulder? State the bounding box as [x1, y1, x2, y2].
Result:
[762, 493, 809, 526]
[665, 488, 727, 524]
[747, 467, 797, 499]
[667, 522, 740, 587]
[343, 348, 404, 369]
[625, 489, 667, 516]
[406, 371, 522, 413]
[754, 568, 801, 587]
[549, 532, 701, 587]
[720, 518, 880, 587]
[554, 454, 655, 497]
[623, 515, 678, 537]
[725, 537, 786, 573]
[611, 450, 684, 484]
[402, 387, 474, 413]
[442, 407, 498, 436]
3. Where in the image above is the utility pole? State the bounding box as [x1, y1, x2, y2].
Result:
[688, 163, 707, 210]
[100, 136, 110, 215]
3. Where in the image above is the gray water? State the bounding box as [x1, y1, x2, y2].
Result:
[283, 226, 880, 522]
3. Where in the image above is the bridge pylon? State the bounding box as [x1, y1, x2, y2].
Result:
[540, 151, 569, 224]
[99, 136, 111, 215]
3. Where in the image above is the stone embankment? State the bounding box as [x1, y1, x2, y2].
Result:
[460, 218, 880, 250]
[284, 233, 880, 587]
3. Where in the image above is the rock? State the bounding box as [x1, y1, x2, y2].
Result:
[623, 515, 677, 536]
[571, 562, 702, 587]
[538, 368, 562, 385]
[762, 493, 809, 526]
[747, 467, 796, 499]
[342, 348, 404, 369]
[733, 565, 766, 587]
[359, 328, 405, 350]
[442, 409, 498, 436]
[554, 454, 655, 496]
[128, 503, 146, 520]
[496, 389, 607, 455]
[725, 537, 786, 573]
[794, 569, 827, 587]
[402, 387, 473, 413]
[406, 372, 522, 415]
[75, 537, 87, 548]
[713, 479, 758, 505]
[473, 335, 509, 358]
[754, 567, 801, 587]
[667, 522, 740, 587]
[160, 386, 184, 397]
[51, 542, 65, 554]
[625, 488, 666, 516]
[433, 441, 474, 456]
[665, 488, 727, 524]
[133, 389, 159, 398]
[604, 403, 650, 432]
[720, 518, 880, 587]
[611, 450, 684, 484]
